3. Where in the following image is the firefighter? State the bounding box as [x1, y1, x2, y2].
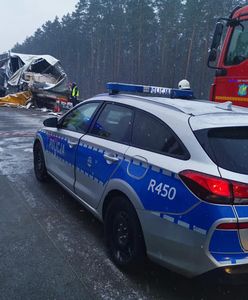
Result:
[178, 79, 195, 99]
[178, 79, 191, 90]
[70, 82, 80, 106]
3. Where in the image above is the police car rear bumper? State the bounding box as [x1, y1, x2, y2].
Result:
[198, 265, 248, 285]
[136, 209, 244, 278]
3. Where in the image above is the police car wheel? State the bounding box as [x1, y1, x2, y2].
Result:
[105, 196, 146, 270]
[34, 141, 48, 182]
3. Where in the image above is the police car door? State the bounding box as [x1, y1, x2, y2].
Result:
[75, 103, 133, 208]
[46, 102, 101, 190]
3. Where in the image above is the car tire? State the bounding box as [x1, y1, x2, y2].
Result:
[104, 195, 146, 271]
[33, 141, 48, 182]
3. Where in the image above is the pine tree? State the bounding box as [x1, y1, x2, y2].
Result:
[12, 0, 248, 99]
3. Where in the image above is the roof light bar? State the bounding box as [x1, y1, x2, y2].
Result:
[106, 82, 194, 99]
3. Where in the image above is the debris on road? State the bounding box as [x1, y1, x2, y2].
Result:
[0, 91, 32, 107]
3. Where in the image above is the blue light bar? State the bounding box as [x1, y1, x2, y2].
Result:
[106, 82, 194, 99]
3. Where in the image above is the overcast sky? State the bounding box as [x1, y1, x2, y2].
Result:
[0, 0, 78, 53]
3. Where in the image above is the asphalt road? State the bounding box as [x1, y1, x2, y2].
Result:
[0, 106, 248, 300]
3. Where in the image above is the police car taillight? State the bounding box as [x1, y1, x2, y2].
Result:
[179, 170, 232, 204]
[232, 181, 248, 204]
[179, 170, 248, 205]
[217, 222, 248, 230]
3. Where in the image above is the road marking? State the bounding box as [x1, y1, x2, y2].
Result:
[0, 130, 36, 137]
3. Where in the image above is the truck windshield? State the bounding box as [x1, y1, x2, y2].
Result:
[225, 21, 248, 65]
[195, 127, 248, 174]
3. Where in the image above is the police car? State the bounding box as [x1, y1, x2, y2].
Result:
[33, 82, 248, 278]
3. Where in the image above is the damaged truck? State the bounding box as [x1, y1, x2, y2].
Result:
[0, 52, 69, 108]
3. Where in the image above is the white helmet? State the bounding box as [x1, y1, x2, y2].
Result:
[178, 79, 190, 90]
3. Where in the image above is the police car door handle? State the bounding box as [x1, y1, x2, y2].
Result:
[103, 153, 119, 163]
[68, 140, 78, 148]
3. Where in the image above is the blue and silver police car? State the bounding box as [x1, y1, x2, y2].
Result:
[33, 83, 248, 278]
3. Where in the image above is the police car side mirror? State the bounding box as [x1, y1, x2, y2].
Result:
[43, 117, 58, 128]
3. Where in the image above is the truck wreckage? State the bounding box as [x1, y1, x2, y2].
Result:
[0, 52, 69, 109]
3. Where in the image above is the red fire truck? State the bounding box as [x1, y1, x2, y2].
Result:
[208, 5, 248, 107]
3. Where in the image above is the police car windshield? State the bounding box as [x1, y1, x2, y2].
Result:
[195, 127, 248, 174]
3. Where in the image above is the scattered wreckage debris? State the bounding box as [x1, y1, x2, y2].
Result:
[0, 52, 69, 109]
[0, 91, 32, 107]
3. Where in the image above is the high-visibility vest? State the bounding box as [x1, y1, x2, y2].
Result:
[72, 86, 79, 97]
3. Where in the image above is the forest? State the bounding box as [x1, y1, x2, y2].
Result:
[12, 0, 247, 99]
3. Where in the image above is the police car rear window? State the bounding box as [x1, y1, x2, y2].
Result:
[132, 110, 189, 160]
[195, 127, 248, 174]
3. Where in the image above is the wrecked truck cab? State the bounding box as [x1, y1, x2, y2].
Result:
[0, 52, 69, 108]
[6, 53, 68, 94]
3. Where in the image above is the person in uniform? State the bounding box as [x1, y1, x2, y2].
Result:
[70, 82, 80, 106]
[178, 79, 195, 99]
[178, 79, 191, 90]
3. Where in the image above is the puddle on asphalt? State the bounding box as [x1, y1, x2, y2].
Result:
[0, 137, 34, 175]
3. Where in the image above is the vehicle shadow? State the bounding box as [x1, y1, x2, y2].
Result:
[125, 260, 248, 300]
[36, 178, 248, 300]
